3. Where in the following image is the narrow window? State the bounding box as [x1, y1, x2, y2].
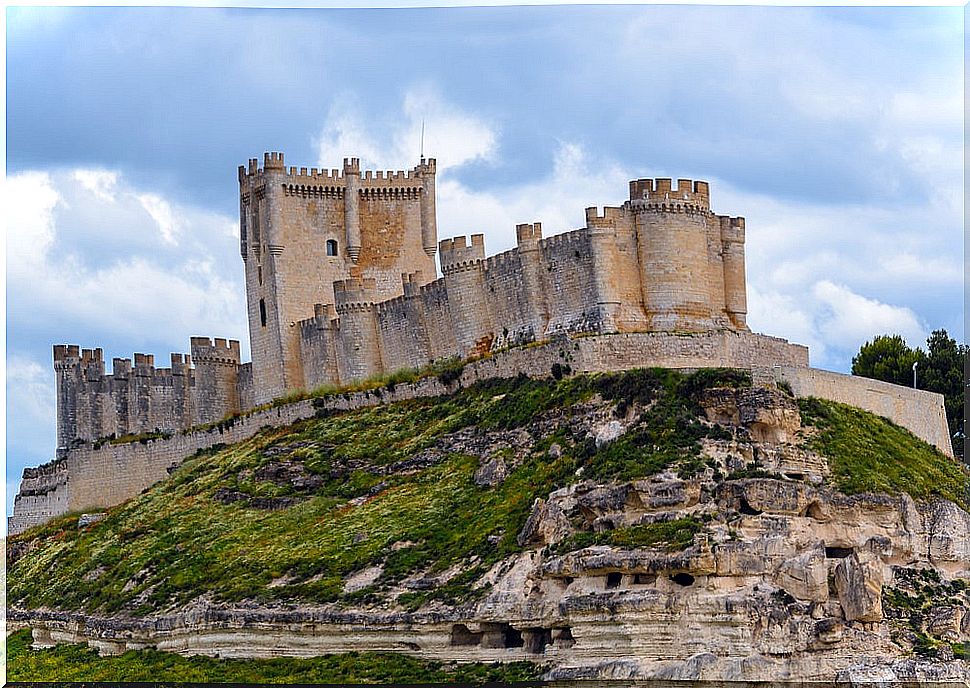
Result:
[257, 265, 263, 285]
[326, 239, 338, 256]
[259, 299, 267, 327]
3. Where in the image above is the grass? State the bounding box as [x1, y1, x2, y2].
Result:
[551, 517, 706, 554]
[10, 370, 969, 625]
[6, 628, 543, 683]
[799, 397, 970, 511]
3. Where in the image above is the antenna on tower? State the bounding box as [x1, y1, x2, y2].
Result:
[420, 119, 425, 160]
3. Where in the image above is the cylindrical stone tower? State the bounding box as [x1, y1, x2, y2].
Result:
[720, 216, 748, 330]
[418, 157, 438, 257]
[190, 337, 242, 426]
[334, 278, 383, 383]
[440, 234, 493, 357]
[343, 158, 362, 263]
[631, 178, 715, 331]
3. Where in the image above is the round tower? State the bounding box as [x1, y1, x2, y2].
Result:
[630, 178, 716, 331]
[439, 234, 493, 357]
[333, 277, 383, 382]
[190, 337, 241, 425]
[418, 157, 438, 257]
[343, 158, 362, 263]
[720, 216, 748, 330]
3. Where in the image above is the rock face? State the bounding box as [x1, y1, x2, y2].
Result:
[9, 382, 970, 683]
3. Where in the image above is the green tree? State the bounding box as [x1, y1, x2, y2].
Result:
[921, 330, 967, 454]
[851, 334, 926, 388]
[852, 330, 967, 460]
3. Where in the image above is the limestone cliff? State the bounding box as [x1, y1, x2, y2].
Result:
[7, 369, 970, 683]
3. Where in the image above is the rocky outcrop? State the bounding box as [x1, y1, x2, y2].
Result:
[9, 382, 968, 682]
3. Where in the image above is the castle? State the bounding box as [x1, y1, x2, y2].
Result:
[12, 153, 952, 535]
[51, 152, 753, 449]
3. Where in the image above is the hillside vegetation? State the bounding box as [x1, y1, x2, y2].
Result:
[8, 368, 970, 682]
[9, 369, 966, 616]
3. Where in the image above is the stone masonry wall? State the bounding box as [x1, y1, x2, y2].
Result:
[774, 367, 953, 457]
[296, 176, 753, 389]
[12, 329, 950, 535]
[52, 341, 247, 452]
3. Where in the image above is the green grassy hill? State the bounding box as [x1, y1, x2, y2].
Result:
[8, 368, 969, 682]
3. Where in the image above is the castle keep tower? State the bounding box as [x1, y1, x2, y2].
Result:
[627, 178, 747, 332]
[239, 152, 438, 404]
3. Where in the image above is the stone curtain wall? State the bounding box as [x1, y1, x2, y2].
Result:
[774, 367, 953, 457]
[51, 340, 250, 452]
[17, 330, 952, 535]
[296, 178, 751, 390]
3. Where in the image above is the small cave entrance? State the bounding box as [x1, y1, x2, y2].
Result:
[739, 497, 763, 516]
[802, 501, 827, 521]
[605, 572, 623, 589]
[670, 572, 695, 587]
[522, 627, 553, 654]
[825, 546, 854, 559]
[553, 626, 576, 649]
[633, 573, 657, 585]
[480, 622, 523, 649]
[450, 624, 483, 647]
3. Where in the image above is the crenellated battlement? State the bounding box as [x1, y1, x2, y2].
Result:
[628, 177, 711, 213]
[585, 206, 626, 229]
[402, 272, 425, 298]
[53, 344, 81, 365]
[133, 353, 155, 369]
[334, 277, 377, 313]
[515, 222, 543, 246]
[540, 228, 587, 251]
[719, 215, 745, 243]
[439, 234, 486, 275]
[190, 337, 241, 365]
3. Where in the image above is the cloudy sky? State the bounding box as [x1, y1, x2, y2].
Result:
[5, 4, 964, 518]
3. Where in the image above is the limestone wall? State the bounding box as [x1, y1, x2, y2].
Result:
[51, 341, 247, 452]
[774, 367, 953, 456]
[10, 330, 816, 535]
[294, 176, 763, 389]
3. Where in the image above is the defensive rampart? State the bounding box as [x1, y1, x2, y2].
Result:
[9, 331, 952, 535]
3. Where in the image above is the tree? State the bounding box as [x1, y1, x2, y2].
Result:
[852, 330, 967, 460]
[851, 334, 926, 388]
[921, 330, 967, 455]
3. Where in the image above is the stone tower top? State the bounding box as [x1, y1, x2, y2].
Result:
[628, 178, 711, 212]
[439, 234, 486, 275]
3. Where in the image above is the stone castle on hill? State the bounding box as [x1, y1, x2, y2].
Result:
[52, 152, 754, 450]
[12, 152, 952, 535]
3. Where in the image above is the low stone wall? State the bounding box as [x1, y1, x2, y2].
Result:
[774, 367, 952, 457]
[8, 330, 951, 536]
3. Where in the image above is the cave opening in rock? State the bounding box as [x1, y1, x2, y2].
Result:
[803, 501, 826, 521]
[606, 572, 623, 589]
[450, 623, 483, 646]
[554, 626, 576, 648]
[825, 546, 853, 559]
[671, 572, 695, 586]
[523, 627, 553, 653]
[739, 497, 763, 516]
[633, 573, 656, 585]
[504, 625, 524, 648]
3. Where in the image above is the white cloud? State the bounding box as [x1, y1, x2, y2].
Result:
[813, 280, 927, 353]
[5, 171, 59, 270]
[6, 355, 56, 433]
[136, 192, 183, 245]
[5, 168, 248, 354]
[72, 168, 119, 202]
[315, 84, 496, 174]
